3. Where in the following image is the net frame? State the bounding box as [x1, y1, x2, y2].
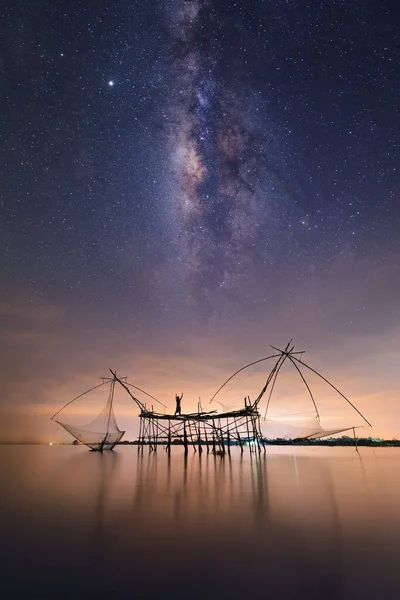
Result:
[209, 342, 371, 441]
[53, 377, 125, 451]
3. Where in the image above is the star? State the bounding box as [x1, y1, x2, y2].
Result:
[108, 80, 114, 87]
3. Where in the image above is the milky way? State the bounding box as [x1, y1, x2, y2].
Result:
[166, 1, 295, 303]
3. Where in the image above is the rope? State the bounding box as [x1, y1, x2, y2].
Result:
[51, 381, 108, 420]
[289, 355, 372, 427]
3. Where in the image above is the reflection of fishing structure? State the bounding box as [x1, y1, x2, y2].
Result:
[52, 342, 371, 452]
[131, 450, 265, 522]
[91, 451, 119, 560]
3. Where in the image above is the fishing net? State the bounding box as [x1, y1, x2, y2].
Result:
[210, 346, 370, 442]
[262, 416, 352, 441]
[55, 382, 125, 451]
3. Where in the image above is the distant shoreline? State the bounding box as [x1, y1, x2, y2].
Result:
[2, 437, 399, 447]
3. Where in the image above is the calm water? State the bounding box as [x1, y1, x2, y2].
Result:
[1, 446, 400, 599]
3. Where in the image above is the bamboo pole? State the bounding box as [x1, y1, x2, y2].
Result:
[218, 418, 225, 455]
[204, 422, 209, 453]
[189, 420, 197, 452]
[183, 422, 188, 455]
[287, 356, 320, 420]
[167, 420, 171, 454]
[196, 419, 202, 454]
[236, 420, 243, 452]
[353, 427, 359, 454]
[245, 414, 252, 452]
[138, 416, 143, 452]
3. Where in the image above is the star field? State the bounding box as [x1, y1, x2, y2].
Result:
[0, 0, 399, 440]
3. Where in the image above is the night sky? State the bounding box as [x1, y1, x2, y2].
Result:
[1, 0, 399, 442]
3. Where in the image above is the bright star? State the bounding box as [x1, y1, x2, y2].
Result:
[108, 80, 114, 86]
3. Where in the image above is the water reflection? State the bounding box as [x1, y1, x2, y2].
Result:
[127, 448, 344, 532]
[2, 446, 400, 598]
[90, 451, 119, 556]
[131, 449, 274, 525]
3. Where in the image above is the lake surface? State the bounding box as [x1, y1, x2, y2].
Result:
[1, 445, 400, 599]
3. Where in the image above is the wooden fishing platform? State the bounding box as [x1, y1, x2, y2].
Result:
[136, 404, 264, 454]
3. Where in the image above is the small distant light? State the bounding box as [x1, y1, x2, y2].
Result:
[108, 80, 114, 86]
[49, 442, 53, 446]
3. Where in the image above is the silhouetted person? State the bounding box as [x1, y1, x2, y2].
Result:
[175, 393, 183, 416]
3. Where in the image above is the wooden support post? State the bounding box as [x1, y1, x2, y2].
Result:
[149, 418, 153, 452]
[183, 422, 188, 455]
[235, 419, 243, 452]
[196, 403, 203, 454]
[138, 417, 142, 451]
[218, 418, 225, 455]
[142, 418, 146, 450]
[204, 422, 209, 453]
[147, 418, 152, 452]
[258, 417, 266, 452]
[147, 419, 151, 451]
[253, 416, 261, 453]
[150, 418, 155, 452]
[197, 420, 202, 454]
[167, 420, 171, 454]
[353, 427, 359, 454]
[153, 417, 158, 452]
[143, 419, 149, 451]
[191, 420, 197, 452]
[245, 414, 252, 452]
